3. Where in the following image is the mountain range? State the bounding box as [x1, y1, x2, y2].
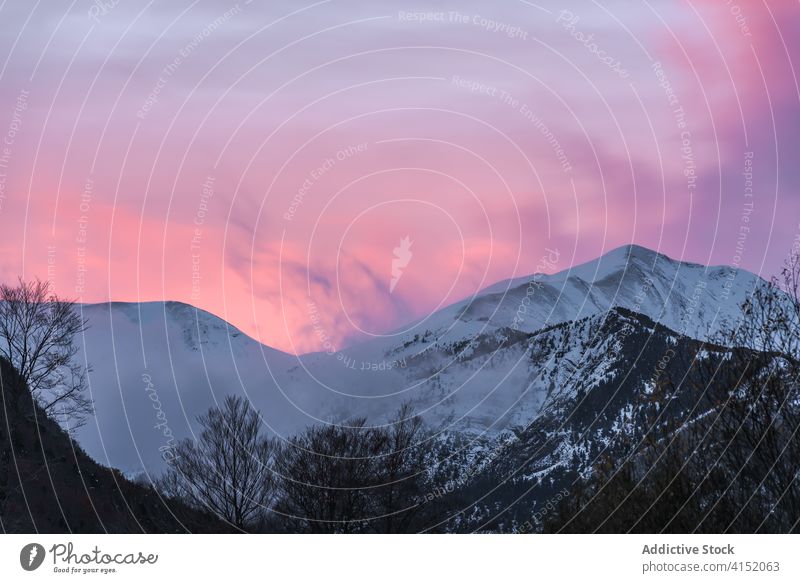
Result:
[71, 244, 767, 484]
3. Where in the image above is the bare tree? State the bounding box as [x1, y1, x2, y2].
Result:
[274, 417, 387, 533]
[704, 250, 800, 532]
[373, 402, 429, 533]
[273, 404, 434, 533]
[0, 278, 92, 426]
[159, 395, 276, 531]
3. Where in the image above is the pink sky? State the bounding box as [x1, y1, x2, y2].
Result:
[1, 0, 799, 354]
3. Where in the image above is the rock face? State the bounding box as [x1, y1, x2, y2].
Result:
[0, 357, 226, 533]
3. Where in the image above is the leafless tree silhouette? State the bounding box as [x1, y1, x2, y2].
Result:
[158, 395, 276, 531]
[0, 278, 92, 427]
[273, 403, 432, 533]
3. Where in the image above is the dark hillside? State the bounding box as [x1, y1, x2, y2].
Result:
[0, 357, 228, 533]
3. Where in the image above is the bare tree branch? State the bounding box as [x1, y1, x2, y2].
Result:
[158, 395, 276, 531]
[0, 278, 92, 428]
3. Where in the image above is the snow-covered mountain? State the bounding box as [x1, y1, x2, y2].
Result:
[434, 306, 748, 533]
[388, 243, 759, 345]
[73, 245, 766, 477]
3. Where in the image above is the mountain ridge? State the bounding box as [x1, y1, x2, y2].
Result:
[77, 244, 767, 357]
[68, 244, 768, 476]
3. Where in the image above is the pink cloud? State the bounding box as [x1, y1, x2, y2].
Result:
[1, 0, 799, 352]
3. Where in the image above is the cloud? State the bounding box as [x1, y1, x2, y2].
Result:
[1, 0, 799, 351]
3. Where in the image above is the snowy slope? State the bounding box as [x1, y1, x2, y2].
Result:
[293, 245, 767, 427]
[382, 244, 764, 352]
[74, 302, 315, 476]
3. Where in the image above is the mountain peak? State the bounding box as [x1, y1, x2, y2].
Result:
[605, 243, 663, 261]
[477, 244, 674, 297]
[598, 244, 722, 273]
[560, 243, 675, 285]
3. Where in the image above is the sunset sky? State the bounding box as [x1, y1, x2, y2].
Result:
[1, 0, 798, 354]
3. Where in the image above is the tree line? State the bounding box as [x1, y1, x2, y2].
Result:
[154, 396, 463, 532]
